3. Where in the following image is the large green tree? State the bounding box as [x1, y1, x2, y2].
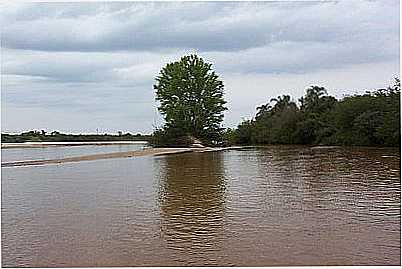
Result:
[154, 55, 227, 144]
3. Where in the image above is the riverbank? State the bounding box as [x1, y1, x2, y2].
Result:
[1, 146, 242, 167]
[1, 141, 148, 149]
[1, 132, 151, 144]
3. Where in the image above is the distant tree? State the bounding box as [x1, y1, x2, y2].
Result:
[153, 54, 227, 144]
[331, 78, 400, 146]
[299, 86, 337, 114]
[296, 86, 337, 144]
[226, 79, 399, 147]
[256, 103, 272, 119]
[233, 120, 254, 145]
[376, 78, 400, 146]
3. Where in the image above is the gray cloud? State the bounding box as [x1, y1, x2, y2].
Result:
[2, 1, 399, 54]
[1, 1, 399, 133]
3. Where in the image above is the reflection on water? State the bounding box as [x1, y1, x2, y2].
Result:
[221, 146, 400, 266]
[155, 153, 227, 265]
[1, 146, 400, 266]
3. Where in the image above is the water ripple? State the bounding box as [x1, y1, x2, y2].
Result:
[1, 146, 400, 266]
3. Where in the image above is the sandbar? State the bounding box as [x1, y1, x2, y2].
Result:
[1, 147, 241, 167]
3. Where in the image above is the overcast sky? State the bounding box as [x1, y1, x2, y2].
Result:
[1, 1, 400, 134]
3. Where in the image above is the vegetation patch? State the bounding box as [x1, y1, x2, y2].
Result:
[224, 79, 400, 147]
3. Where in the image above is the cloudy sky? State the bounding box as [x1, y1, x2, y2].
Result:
[1, 1, 400, 134]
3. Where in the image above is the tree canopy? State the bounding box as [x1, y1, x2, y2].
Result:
[153, 55, 227, 146]
[225, 79, 400, 147]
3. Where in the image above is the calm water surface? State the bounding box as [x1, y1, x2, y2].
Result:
[1, 142, 148, 163]
[1, 146, 400, 266]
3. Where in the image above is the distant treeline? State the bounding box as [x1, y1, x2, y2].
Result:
[1, 130, 151, 143]
[2, 79, 400, 147]
[224, 78, 400, 147]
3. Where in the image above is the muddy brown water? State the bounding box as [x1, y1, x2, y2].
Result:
[1, 146, 400, 266]
[1, 142, 149, 163]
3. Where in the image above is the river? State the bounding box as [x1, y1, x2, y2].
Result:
[1, 145, 400, 266]
[1, 142, 149, 163]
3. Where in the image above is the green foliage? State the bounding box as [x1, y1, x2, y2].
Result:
[226, 79, 400, 147]
[153, 55, 227, 146]
[1, 131, 151, 143]
[253, 95, 300, 144]
[299, 86, 337, 114]
[331, 79, 400, 146]
[234, 120, 255, 145]
[149, 127, 193, 147]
